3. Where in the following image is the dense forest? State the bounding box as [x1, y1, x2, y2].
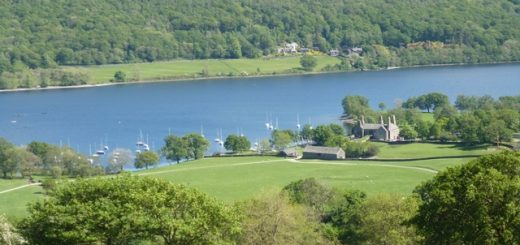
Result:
[1, 0, 520, 74]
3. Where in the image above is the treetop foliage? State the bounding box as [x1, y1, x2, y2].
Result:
[0, 0, 519, 73]
[412, 151, 520, 244]
[19, 175, 241, 245]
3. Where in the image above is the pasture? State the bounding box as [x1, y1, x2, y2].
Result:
[0, 142, 490, 220]
[67, 55, 341, 84]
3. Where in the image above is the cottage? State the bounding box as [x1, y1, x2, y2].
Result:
[285, 42, 298, 53]
[351, 115, 400, 141]
[348, 47, 363, 56]
[300, 47, 311, 53]
[302, 146, 345, 160]
[329, 49, 340, 56]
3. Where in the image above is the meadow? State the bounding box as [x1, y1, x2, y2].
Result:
[66, 55, 341, 84]
[0, 142, 490, 221]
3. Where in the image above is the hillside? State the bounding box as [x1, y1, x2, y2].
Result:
[0, 0, 519, 73]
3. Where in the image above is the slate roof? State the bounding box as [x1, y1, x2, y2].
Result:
[360, 123, 385, 130]
[303, 145, 343, 155]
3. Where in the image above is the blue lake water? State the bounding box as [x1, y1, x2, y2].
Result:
[1, 63, 519, 156]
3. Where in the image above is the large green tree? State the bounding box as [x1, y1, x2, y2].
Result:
[161, 135, 188, 163]
[183, 133, 209, 159]
[341, 95, 372, 118]
[412, 151, 520, 244]
[0, 137, 14, 178]
[19, 175, 240, 245]
[238, 192, 332, 245]
[224, 134, 251, 153]
[300, 55, 317, 71]
[271, 130, 293, 150]
[134, 151, 160, 169]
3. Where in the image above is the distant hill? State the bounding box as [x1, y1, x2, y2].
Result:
[0, 0, 519, 71]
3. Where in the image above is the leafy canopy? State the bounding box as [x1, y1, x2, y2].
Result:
[412, 151, 520, 244]
[19, 175, 241, 245]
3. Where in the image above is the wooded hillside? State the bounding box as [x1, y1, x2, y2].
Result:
[1, 0, 519, 72]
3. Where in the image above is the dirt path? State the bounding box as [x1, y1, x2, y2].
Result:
[0, 183, 41, 195]
[138, 159, 286, 176]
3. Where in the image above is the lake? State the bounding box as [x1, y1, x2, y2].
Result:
[1, 63, 519, 157]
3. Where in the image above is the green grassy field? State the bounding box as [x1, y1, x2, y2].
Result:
[0, 143, 489, 221]
[374, 142, 491, 158]
[136, 157, 440, 202]
[0, 185, 44, 222]
[66, 55, 341, 84]
[0, 178, 29, 192]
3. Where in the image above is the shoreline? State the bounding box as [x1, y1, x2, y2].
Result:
[1, 60, 518, 94]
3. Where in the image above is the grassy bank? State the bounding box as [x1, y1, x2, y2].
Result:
[67, 55, 341, 84]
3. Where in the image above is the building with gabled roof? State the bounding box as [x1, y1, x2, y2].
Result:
[302, 145, 345, 160]
[351, 115, 400, 141]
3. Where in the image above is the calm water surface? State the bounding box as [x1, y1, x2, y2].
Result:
[1, 63, 519, 156]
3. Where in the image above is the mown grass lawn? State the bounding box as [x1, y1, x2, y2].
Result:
[0, 178, 29, 192]
[0, 185, 44, 222]
[0, 145, 489, 220]
[374, 142, 491, 158]
[136, 155, 471, 202]
[67, 55, 341, 84]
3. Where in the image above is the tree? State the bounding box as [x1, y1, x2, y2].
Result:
[0, 214, 25, 245]
[404, 93, 449, 113]
[323, 190, 367, 244]
[378, 102, 386, 111]
[301, 124, 314, 141]
[107, 148, 133, 173]
[161, 135, 188, 163]
[224, 134, 251, 153]
[341, 95, 372, 118]
[19, 175, 240, 245]
[411, 152, 520, 244]
[134, 151, 159, 169]
[183, 133, 209, 160]
[11, 148, 41, 178]
[271, 130, 293, 150]
[313, 125, 335, 146]
[457, 113, 481, 144]
[2, 148, 23, 179]
[113, 70, 126, 82]
[399, 123, 418, 140]
[482, 120, 513, 146]
[0, 138, 14, 178]
[283, 178, 337, 213]
[257, 139, 272, 154]
[238, 192, 332, 245]
[300, 55, 317, 71]
[360, 194, 422, 245]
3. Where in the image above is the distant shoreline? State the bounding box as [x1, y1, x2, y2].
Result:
[1, 61, 518, 93]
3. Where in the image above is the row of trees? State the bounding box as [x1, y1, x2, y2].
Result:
[161, 133, 210, 164]
[8, 151, 520, 244]
[342, 93, 520, 145]
[0, 139, 104, 179]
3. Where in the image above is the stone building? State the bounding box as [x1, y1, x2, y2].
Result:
[302, 145, 345, 160]
[351, 115, 400, 141]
